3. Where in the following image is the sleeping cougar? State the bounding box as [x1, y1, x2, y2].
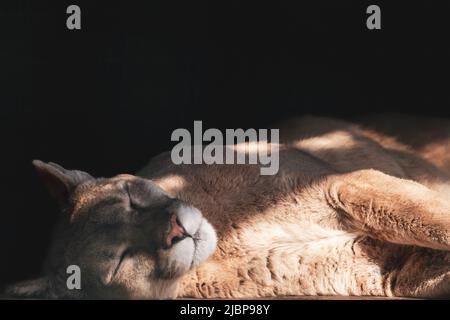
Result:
[5, 114, 450, 299]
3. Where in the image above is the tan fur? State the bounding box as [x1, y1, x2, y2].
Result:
[5, 114, 450, 299]
[139, 115, 450, 298]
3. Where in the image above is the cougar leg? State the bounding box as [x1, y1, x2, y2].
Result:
[325, 169, 450, 251]
[393, 248, 450, 298]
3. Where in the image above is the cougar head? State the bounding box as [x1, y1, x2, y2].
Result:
[5, 160, 217, 299]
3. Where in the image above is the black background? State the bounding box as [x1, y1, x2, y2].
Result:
[0, 299, 444, 317]
[1, 0, 449, 288]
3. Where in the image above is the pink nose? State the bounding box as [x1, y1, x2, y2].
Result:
[166, 213, 187, 247]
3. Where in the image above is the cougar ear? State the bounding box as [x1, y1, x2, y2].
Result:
[32, 160, 93, 204]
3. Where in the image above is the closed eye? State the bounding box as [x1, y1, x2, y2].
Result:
[125, 183, 144, 210]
